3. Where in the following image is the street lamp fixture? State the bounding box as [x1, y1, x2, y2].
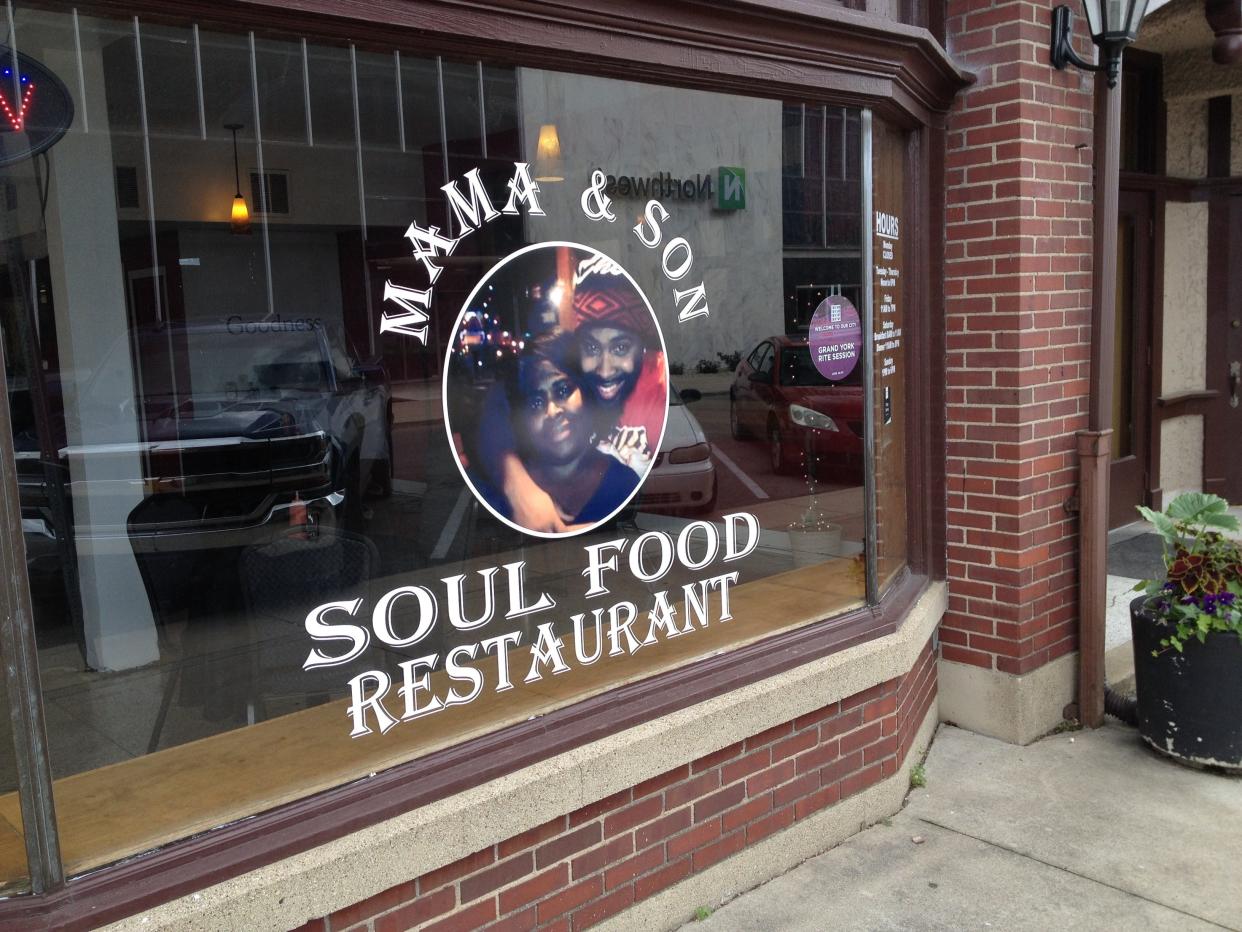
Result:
[1050, 0, 1152, 88]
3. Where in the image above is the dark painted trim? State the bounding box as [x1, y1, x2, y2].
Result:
[1118, 173, 1195, 200]
[1202, 93, 1232, 504]
[1205, 92, 1235, 498]
[1111, 188, 1155, 528]
[903, 122, 944, 580]
[81, 0, 971, 127]
[926, 122, 947, 580]
[1121, 48, 1163, 176]
[1147, 188, 1166, 507]
[1156, 389, 1222, 407]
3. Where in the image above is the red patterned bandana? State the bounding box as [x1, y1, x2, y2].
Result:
[572, 254, 654, 340]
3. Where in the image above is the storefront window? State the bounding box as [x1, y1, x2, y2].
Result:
[872, 117, 908, 591]
[0, 3, 910, 884]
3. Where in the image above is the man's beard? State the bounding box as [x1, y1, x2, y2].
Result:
[588, 370, 637, 408]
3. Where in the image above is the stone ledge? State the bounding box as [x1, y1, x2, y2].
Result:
[937, 650, 1077, 746]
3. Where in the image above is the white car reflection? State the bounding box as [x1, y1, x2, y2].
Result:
[638, 386, 717, 515]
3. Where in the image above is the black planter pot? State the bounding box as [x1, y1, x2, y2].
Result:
[1130, 595, 1242, 772]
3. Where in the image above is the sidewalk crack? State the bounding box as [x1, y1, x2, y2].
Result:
[916, 817, 1239, 932]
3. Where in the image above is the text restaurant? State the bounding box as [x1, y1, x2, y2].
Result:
[0, 1, 965, 928]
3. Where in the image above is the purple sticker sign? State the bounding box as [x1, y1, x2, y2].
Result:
[808, 296, 861, 381]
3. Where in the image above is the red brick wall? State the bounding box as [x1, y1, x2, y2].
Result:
[293, 640, 937, 932]
[941, 0, 1096, 676]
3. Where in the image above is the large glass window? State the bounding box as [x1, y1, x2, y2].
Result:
[872, 117, 908, 591]
[0, 3, 911, 885]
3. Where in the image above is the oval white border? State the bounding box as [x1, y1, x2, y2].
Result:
[441, 241, 671, 539]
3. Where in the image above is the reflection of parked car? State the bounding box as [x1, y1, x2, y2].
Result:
[14, 321, 392, 565]
[638, 386, 716, 514]
[729, 335, 863, 480]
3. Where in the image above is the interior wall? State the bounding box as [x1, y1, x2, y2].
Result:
[1160, 201, 1209, 398]
[1156, 94, 1210, 505]
[1165, 98, 1208, 177]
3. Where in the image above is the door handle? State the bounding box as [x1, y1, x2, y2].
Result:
[1231, 360, 1240, 409]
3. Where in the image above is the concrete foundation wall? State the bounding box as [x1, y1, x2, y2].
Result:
[937, 650, 1076, 745]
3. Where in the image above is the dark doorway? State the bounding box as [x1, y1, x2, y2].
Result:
[1206, 195, 1242, 504]
[1110, 189, 1153, 529]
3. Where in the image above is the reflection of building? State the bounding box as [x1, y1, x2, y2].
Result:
[0, 2, 1233, 930]
[517, 70, 788, 368]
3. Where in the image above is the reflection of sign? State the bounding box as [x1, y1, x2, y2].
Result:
[807, 296, 861, 381]
[717, 166, 746, 210]
[605, 171, 713, 201]
[0, 48, 74, 166]
[597, 167, 748, 210]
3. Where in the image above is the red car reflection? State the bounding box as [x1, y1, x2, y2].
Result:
[729, 335, 863, 480]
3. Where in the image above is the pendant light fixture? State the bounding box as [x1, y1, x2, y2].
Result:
[225, 122, 251, 234]
[533, 123, 564, 182]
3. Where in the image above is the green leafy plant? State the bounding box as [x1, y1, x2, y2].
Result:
[694, 905, 714, 921]
[909, 763, 926, 789]
[1133, 492, 1242, 654]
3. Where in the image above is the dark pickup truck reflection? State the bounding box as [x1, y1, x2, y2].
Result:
[14, 321, 392, 574]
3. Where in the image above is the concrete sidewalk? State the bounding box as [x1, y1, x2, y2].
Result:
[686, 723, 1242, 931]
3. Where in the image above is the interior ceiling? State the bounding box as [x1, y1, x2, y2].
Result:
[1135, 0, 1215, 54]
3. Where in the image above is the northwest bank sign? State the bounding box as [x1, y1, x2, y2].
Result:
[604, 166, 746, 210]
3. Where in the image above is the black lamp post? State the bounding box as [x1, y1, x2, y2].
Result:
[1050, 0, 1152, 88]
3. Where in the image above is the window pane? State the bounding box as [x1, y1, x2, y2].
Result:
[0, 3, 887, 877]
[872, 117, 908, 589]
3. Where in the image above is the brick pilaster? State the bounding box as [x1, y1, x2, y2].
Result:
[941, 1, 1096, 676]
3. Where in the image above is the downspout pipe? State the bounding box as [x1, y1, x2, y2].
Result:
[1078, 73, 1121, 729]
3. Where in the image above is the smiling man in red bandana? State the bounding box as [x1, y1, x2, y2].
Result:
[571, 255, 668, 475]
[474, 252, 668, 534]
